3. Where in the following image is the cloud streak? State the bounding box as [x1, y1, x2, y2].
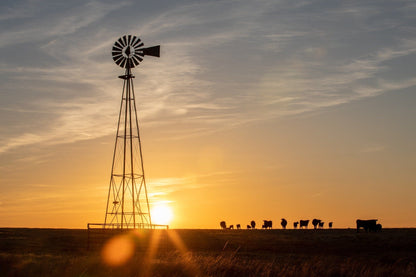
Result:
[147, 171, 236, 203]
[1, 0, 416, 152]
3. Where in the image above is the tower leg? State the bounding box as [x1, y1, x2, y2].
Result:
[104, 68, 152, 229]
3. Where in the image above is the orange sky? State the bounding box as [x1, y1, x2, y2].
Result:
[1, 89, 415, 229]
[1, 1, 416, 229]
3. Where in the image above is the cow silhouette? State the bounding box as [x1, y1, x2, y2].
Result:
[220, 221, 227, 229]
[251, 220, 256, 229]
[228, 225, 234, 229]
[329, 222, 333, 228]
[299, 220, 309, 229]
[281, 218, 287, 229]
[293, 221, 299, 229]
[262, 220, 272, 229]
[236, 224, 241, 229]
[312, 219, 321, 229]
[319, 222, 324, 228]
[356, 219, 379, 232]
[247, 225, 251, 229]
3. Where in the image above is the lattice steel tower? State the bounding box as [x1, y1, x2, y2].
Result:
[104, 35, 160, 229]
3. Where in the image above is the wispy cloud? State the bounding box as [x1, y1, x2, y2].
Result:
[0, 1, 128, 48]
[1, 0, 416, 152]
[148, 171, 236, 203]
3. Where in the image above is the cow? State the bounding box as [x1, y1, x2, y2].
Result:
[262, 220, 272, 229]
[300, 220, 309, 229]
[236, 224, 241, 229]
[293, 222, 299, 229]
[251, 220, 256, 229]
[356, 219, 378, 232]
[220, 221, 227, 229]
[312, 219, 321, 229]
[281, 218, 288, 229]
[247, 225, 251, 229]
[228, 225, 234, 229]
[329, 222, 333, 228]
[319, 222, 324, 228]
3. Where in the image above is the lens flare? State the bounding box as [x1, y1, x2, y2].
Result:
[101, 234, 135, 266]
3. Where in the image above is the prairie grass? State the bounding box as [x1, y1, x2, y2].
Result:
[1, 228, 415, 276]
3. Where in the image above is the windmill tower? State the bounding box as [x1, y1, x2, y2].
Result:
[104, 35, 160, 229]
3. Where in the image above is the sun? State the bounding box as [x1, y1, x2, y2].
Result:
[151, 203, 173, 226]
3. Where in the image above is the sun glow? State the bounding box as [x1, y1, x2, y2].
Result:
[151, 203, 173, 226]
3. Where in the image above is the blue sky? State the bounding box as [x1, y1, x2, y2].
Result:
[1, 0, 416, 228]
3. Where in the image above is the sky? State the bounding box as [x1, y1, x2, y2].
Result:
[0, 0, 415, 229]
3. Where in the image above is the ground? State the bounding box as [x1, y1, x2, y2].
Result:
[1, 228, 415, 276]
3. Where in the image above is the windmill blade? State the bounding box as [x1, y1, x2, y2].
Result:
[131, 59, 136, 68]
[118, 37, 125, 47]
[133, 40, 143, 48]
[140, 45, 160, 57]
[115, 56, 125, 66]
[132, 58, 139, 66]
[122, 35, 128, 46]
[112, 54, 123, 62]
[112, 53, 122, 59]
[127, 35, 132, 45]
[115, 57, 124, 66]
[114, 41, 123, 49]
[131, 36, 141, 47]
[132, 55, 141, 66]
[120, 58, 127, 68]
[133, 54, 143, 62]
[112, 45, 122, 52]
[114, 58, 122, 66]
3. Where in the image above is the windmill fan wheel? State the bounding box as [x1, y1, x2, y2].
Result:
[112, 35, 144, 69]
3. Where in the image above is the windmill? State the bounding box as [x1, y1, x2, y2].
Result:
[104, 35, 160, 229]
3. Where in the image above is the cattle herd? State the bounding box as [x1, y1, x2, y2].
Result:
[220, 219, 383, 232]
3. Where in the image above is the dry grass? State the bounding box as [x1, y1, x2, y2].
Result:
[1, 228, 416, 276]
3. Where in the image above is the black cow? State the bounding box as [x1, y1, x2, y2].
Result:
[300, 220, 309, 229]
[329, 222, 333, 228]
[356, 219, 380, 232]
[228, 225, 234, 229]
[236, 224, 241, 229]
[220, 221, 227, 229]
[247, 225, 251, 229]
[281, 218, 287, 229]
[312, 219, 321, 229]
[318, 222, 324, 228]
[262, 220, 272, 229]
[293, 222, 299, 229]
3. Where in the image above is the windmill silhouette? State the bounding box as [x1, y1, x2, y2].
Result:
[103, 35, 160, 229]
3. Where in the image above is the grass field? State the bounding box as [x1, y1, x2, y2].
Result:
[1, 228, 415, 276]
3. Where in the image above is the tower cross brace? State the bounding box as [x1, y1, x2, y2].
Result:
[104, 66, 152, 229]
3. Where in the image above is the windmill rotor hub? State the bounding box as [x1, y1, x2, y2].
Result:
[123, 46, 134, 58]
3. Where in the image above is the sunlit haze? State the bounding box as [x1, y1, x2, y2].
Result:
[0, 1, 415, 229]
[151, 203, 174, 226]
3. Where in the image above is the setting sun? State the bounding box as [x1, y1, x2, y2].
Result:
[151, 203, 173, 226]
